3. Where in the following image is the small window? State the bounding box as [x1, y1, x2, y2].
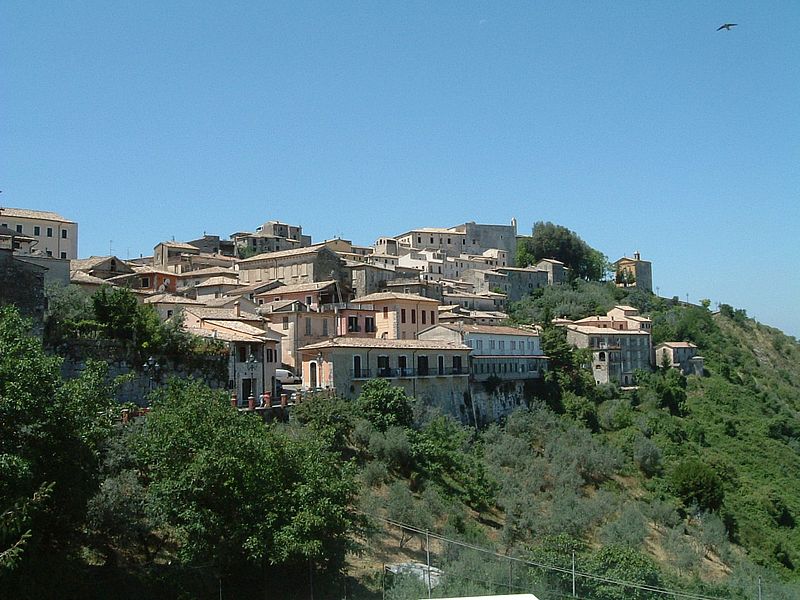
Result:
[305, 318, 312, 336]
[421, 311, 426, 325]
[383, 306, 388, 319]
[141, 276, 150, 287]
[15, 224, 23, 233]
[166, 310, 173, 318]
[282, 316, 289, 330]
[61, 229, 68, 239]
[322, 319, 329, 336]
[47, 227, 53, 237]
[411, 309, 416, 324]
[60, 252, 67, 259]
[401, 309, 406, 324]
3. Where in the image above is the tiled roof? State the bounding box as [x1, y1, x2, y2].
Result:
[144, 293, 203, 305]
[430, 324, 539, 336]
[70, 271, 112, 286]
[264, 280, 337, 295]
[566, 324, 650, 335]
[184, 306, 261, 321]
[0, 207, 75, 223]
[185, 326, 263, 344]
[299, 337, 470, 352]
[354, 292, 440, 304]
[71, 256, 115, 271]
[657, 341, 698, 348]
[175, 266, 238, 278]
[238, 243, 326, 263]
[194, 277, 245, 288]
[233, 279, 282, 295]
[156, 240, 198, 250]
[203, 319, 277, 338]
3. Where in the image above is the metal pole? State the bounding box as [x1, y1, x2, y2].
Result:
[426, 529, 432, 598]
[758, 576, 762, 600]
[572, 550, 576, 597]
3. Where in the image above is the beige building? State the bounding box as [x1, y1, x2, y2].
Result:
[561, 305, 653, 385]
[354, 292, 441, 340]
[297, 337, 471, 415]
[614, 252, 653, 292]
[0, 207, 78, 259]
[655, 342, 704, 376]
[259, 300, 334, 369]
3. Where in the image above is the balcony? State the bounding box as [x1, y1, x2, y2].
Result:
[355, 367, 469, 379]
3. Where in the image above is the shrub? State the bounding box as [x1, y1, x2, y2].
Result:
[357, 379, 414, 431]
[669, 458, 724, 513]
[633, 436, 662, 477]
[361, 461, 388, 487]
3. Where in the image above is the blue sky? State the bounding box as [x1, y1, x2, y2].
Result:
[2, 2, 798, 337]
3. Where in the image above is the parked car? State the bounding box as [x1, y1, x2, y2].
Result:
[275, 368, 301, 385]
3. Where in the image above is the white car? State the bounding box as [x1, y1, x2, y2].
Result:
[275, 368, 301, 385]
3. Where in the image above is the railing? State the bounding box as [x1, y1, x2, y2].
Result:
[358, 367, 470, 378]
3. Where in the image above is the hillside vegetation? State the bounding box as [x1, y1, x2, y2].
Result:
[2, 281, 800, 599]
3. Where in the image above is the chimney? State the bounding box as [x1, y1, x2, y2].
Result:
[634, 251, 640, 261]
[234, 300, 240, 317]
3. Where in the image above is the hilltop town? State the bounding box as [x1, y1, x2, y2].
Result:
[1, 206, 697, 423]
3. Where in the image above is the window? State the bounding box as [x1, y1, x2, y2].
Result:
[60, 252, 67, 259]
[417, 355, 429, 376]
[490, 340, 496, 349]
[45, 227, 53, 238]
[282, 316, 289, 330]
[437, 355, 444, 374]
[383, 306, 388, 319]
[476, 340, 483, 351]
[377, 355, 390, 377]
[511, 341, 516, 350]
[453, 355, 462, 373]
[46, 250, 52, 257]
[411, 309, 416, 324]
[401, 308, 406, 323]
[430, 311, 435, 324]
[306, 295, 312, 306]
[141, 276, 150, 288]
[239, 346, 247, 362]
[365, 316, 375, 333]
[421, 310, 426, 325]
[61, 229, 67, 239]
[166, 310, 173, 319]
[347, 316, 359, 332]
[15, 225, 23, 233]
[499, 340, 505, 350]
[322, 319, 329, 336]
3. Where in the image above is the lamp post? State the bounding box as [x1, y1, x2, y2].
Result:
[143, 356, 160, 393]
[245, 352, 258, 407]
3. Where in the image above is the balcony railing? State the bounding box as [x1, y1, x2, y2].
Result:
[351, 367, 469, 379]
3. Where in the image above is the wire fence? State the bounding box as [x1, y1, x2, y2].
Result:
[360, 513, 767, 600]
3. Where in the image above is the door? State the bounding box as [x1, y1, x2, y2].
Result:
[309, 362, 318, 388]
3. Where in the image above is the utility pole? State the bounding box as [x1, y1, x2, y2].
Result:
[572, 550, 576, 597]
[426, 530, 432, 598]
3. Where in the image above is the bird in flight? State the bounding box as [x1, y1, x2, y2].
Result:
[717, 23, 737, 31]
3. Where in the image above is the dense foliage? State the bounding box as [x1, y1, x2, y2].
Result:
[517, 221, 609, 280]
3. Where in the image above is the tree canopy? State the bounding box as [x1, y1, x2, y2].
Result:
[517, 221, 608, 281]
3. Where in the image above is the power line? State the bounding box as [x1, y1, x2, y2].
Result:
[364, 512, 730, 600]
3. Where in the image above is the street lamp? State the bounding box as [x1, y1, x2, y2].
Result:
[245, 352, 258, 405]
[143, 356, 160, 393]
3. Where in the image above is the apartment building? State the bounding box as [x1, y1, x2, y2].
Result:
[0, 207, 78, 259]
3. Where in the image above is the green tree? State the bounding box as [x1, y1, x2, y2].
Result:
[518, 222, 608, 280]
[582, 545, 662, 600]
[0, 306, 114, 579]
[669, 458, 724, 513]
[139, 379, 358, 576]
[357, 379, 414, 431]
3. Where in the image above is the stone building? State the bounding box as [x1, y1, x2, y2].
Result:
[236, 244, 350, 298]
[655, 342, 704, 376]
[614, 252, 653, 292]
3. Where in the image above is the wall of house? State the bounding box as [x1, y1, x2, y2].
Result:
[0, 215, 78, 259]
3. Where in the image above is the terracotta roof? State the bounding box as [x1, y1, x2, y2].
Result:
[232, 279, 282, 295]
[0, 207, 75, 223]
[258, 299, 306, 313]
[354, 292, 440, 304]
[299, 337, 470, 352]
